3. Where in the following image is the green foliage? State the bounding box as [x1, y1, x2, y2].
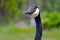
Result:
[5, 0, 25, 17]
[0, 0, 26, 24]
[43, 12, 60, 29]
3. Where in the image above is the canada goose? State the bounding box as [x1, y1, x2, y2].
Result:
[24, 5, 42, 40]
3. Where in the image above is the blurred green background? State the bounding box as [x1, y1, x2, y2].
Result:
[0, 0, 60, 40]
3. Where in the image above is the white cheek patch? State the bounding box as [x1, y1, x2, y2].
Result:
[31, 8, 40, 17]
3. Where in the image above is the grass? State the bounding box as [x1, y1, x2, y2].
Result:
[0, 25, 60, 40]
[42, 28, 60, 40]
[0, 25, 35, 40]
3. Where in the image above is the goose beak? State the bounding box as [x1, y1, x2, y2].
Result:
[23, 11, 29, 14]
[23, 11, 31, 17]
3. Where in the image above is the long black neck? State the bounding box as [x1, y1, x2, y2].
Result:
[35, 12, 42, 40]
